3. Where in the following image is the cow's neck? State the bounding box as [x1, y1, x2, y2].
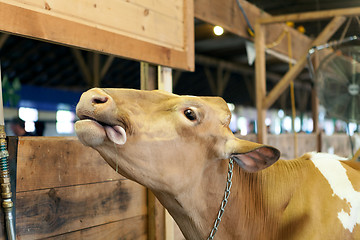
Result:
[153, 158, 308, 240]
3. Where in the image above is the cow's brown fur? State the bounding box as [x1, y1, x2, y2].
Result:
[75, 88, 360, 240]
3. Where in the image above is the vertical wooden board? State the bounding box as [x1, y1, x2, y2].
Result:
[16, 180, 147, 239]
[16, 137, 124, 192]
[147, 190, 165, 240]
[48, 215, 147, 240]
[254, 23, 267, 144]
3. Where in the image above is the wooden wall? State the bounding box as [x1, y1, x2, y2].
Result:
[237, 133, 359, 159]
[3, 137, 148, 240]
[0, 0, 194, 71]
[0, 134, 357, 239]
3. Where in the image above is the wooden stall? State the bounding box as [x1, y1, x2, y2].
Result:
[0, 0, 193, 239]
[0, 137, 146, 239]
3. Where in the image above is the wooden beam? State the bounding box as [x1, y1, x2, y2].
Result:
[93, 53, 100, 87]
[263, 16, 346, 110]
[194, 0, 312, 61]
[204, 67, 217, 95]
[71, 49, 92, 85]
[0, 33, 9, 49]
[255, 22, 267, 144]
[243, 75, 255, 105]
[140, 62, 157, 91]
[100, 56, 115, 80]
[196, 54, 281, 82]
[259, 7, 360, 24]
[0, 1, 194, 71]
[173, 70, 182, 88]
[217, 66, 231, 96]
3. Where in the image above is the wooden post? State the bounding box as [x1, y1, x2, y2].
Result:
[140, 62, 157, 91]
[157, 66, 175, 240]
[93, 53, 100, 87]
[158, 66, 172, 93]
[141, 62, 165, 240]
[311, 52, 321, 152]
[255, 22, 267, 144]
[0, 33, 9, 49]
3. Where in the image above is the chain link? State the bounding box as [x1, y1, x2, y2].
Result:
[207, 158, 234, 240]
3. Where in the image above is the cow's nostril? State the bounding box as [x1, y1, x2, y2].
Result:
[92, 95, 108, 104]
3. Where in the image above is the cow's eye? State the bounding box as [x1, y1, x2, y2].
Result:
[184, 109, 197, 121]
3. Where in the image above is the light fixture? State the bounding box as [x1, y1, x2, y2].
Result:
[213, 26, 224, 36]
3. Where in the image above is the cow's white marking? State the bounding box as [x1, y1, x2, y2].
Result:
[310, 152, 360, 232]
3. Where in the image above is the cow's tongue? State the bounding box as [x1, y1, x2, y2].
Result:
[104, 125, 127, 145]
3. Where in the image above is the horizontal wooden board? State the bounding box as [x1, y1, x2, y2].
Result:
[16, 137, 125, 192]
[237, 133, 318, 159]
[8, 0, 184, 49]
[48, 215, 147, 240]
[0, 0, 194, 71]
[16, 180, 147, 239]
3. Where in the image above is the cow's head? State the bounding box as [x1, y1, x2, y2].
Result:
[75, 88, 280, 192]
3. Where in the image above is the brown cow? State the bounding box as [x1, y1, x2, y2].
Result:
[75, 88, 360, 240]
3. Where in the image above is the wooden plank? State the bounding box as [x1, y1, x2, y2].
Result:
[263, 16, 346, 110]
[147, 190, 165, 240]
[194, 0, 311, 61]
[48, 215, 147, 240]
[3, 0, 184, 49]
[16, 137, 124, 192]
[15, 180, 147, 239]
[254, 22, 267, 144]
[259, 7, 360, 24]
[129, 0, 183, 20]
[0, 1, 194, 71]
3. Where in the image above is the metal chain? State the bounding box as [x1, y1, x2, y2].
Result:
[207, 158, 234, 240]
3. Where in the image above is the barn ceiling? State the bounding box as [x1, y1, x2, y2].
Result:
[0, 0, 360, 113]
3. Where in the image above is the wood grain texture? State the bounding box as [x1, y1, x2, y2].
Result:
[6, 0, 184, 48]
[16, 137, 124, 192]
[47, 215, 147, 240]
[0, 1, 194, 71]
[16, 180, 147, 239]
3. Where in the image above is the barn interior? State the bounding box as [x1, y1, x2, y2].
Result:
[0, 0, 359, 239]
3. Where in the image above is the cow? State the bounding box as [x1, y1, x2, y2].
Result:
[75, 88, 360, 240]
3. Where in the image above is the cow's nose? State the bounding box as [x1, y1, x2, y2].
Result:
[89, 89, 114, 110]
[77, 88, 116, 118]
[92, 94, 109, 105]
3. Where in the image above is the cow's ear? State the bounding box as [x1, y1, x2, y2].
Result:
[225, 138, 280, 172]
